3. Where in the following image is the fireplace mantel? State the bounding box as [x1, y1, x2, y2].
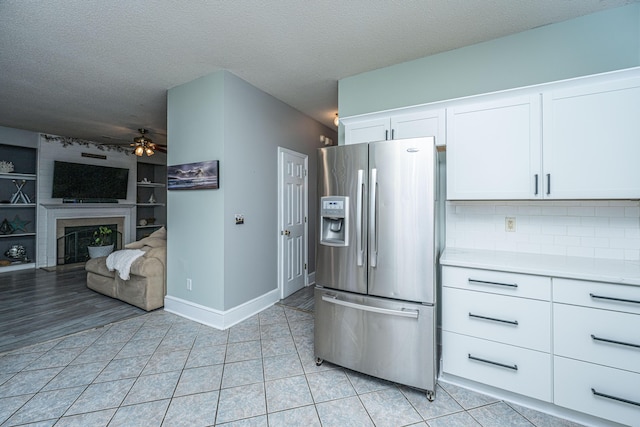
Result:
[40, 203, 136, 267]
[41, 203, 136, 209]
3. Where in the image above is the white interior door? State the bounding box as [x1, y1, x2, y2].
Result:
[278, 147, 308, 299]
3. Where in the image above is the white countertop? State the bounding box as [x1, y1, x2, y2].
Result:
[440, 248, 640, 286]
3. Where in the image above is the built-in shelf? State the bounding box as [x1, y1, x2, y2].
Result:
[0, 261, 36, 272]
[136, 162, 167, 240]
[1, 143, 38, 271]
[1, 203, 37, 208]
[0, 232, 36, 238]
[0, 172, 37, 180]
[137, 182, 165, 188]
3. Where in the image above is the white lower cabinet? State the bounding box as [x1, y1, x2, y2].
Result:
[554, 303, 640, 374]
[554, 357, 640, 426]
[442, 287, 550, 352]
[442, 331, 552, 402]
[442, 264, 640, 424]
[553, 278, 640, 424]
[442, 266, 552, 402]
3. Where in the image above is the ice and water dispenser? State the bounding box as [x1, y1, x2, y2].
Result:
[319, 196, 349, 247]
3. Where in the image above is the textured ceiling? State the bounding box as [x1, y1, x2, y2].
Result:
[0, 0, 635, 147]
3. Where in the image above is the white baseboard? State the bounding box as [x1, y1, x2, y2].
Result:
[164, 288, 280, 330]
[307, 271, 315, 286]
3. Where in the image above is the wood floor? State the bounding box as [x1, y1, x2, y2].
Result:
[0, 267, 145, 354]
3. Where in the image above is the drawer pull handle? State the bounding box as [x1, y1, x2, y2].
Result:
[589, 293, 640, 305]
[468, 279, 518, 288]
[469, 313, 518, 326]
[591, 334, 640, 349]
[468, 354, 518, 371]
[591, 388, 640, 407]
[321, 294, 419, 319]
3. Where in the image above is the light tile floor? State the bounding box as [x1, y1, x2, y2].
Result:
[0, 306, 585, 426]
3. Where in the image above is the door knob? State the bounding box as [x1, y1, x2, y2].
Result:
[282, 230, 291, 236]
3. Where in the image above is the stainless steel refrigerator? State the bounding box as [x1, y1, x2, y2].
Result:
[314, 136, 439, 401]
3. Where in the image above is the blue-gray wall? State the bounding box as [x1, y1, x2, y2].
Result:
[167, 71, 335, 313]
[339, 4, 640, 120]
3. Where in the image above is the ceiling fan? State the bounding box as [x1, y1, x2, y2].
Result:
[131, 128, 167, 156]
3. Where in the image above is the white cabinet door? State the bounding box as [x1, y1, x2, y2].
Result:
[344, 118, 390, 145]
[446, 95, 541, 200]
[543, 77, 640, 199]
[391, 109, 445, 145]
[344, 109, 445, 145]
[443, 331, 552, 402]
[555, 356, 640, 426]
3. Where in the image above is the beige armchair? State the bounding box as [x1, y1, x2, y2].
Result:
[85, 227, 166, 311]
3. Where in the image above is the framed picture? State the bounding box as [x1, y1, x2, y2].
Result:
[167, 160, 219, 190]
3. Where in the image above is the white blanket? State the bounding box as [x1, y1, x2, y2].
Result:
[106, 249, 145, 280]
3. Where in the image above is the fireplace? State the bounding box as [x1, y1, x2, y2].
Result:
[41, 203, 135, 267]
[56, 221, 122, 265]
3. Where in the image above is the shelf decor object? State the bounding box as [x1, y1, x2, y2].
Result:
[167, 160, 219, 190]
[8, 215, 29, 232]
[10, 179, 31, 204]
[0, 160, 14, 173]
[0, 218, 13, 234]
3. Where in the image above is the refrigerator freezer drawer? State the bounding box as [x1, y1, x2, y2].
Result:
[314, 287, 436, 393]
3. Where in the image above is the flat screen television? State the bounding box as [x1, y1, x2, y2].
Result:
[52, 161, 129, 201]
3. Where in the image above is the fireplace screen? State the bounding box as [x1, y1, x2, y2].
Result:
[57, 224, 121, 264]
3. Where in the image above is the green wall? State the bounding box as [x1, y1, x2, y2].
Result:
[339, 4, 640, 119]
[167, 70, 336, 316]
[167, 71, 226, 311]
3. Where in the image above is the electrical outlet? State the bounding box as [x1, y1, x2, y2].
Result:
[505, 217, 516, 232]
[186, 278, 192, 291]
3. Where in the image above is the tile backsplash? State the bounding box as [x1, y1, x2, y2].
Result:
[445, 200, 640, 261]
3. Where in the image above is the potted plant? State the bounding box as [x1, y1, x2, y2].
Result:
[87, 226, 114, 258]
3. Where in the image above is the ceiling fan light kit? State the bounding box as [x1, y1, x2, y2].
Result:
[132, 128, 156, 156]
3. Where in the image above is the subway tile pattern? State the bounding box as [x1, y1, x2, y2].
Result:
[0, 307, 586, 426]
[446, 200, 640, 260]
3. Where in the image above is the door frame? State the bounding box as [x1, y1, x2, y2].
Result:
[277, 147, 309, 299]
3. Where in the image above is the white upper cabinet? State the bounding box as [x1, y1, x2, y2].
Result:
[446, 95, 541, 200]
[345, 117, 390, 144]
[542, 77, 640, 199]
[447, 70, 640, 200]
[344, 109, 445, 146]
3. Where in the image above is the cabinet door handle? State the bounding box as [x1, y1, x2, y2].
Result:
[469, 313, 518, 326]
[589, 293, 640, 305]
[546, 174, 551, 195]
[468, 354, 518, 371]
[534, 174, 539, 195]
[385, 130, 389, 140]
[391, 128, 395, 140]
[468, 279, 518, 288]
[591, 334, 640, 349]
[592, 388, 640, 407]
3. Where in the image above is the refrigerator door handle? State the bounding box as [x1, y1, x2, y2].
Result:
[369, 168, 378, 268]
[356, 169, 365, 266]
[321, 294, 419, 318]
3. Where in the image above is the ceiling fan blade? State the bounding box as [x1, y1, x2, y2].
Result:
[155, 145, 167, 153]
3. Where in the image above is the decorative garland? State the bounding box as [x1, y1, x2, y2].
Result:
[43, 134, 132, 154]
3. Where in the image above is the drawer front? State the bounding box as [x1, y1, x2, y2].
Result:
[554, 278, 640, 315]
[314, 288, 436, 392]
[442, 266, 550, 300]
[555, 356, 640, 426]
[442, 331, 552, 402]
[554, 304, 640, 374]
[443, 287, 550, 352]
